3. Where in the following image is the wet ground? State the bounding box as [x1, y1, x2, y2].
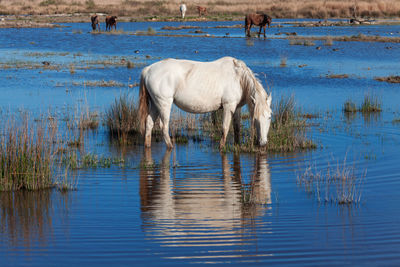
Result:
[1, 20, 400, 266]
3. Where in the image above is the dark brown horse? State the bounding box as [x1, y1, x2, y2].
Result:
[91, 14, 100, 31]
[105, 16, 117, 31]
[245, 13, 272, 38]
[197, 6, 207, 17]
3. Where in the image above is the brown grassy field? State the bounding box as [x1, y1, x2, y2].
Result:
[1, 0, 399, 21]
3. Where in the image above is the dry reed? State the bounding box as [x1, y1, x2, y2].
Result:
[298, 157, 366, 204]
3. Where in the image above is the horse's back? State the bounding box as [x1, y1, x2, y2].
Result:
[143, 57, 237, 87]
[142, 57, 242, 113]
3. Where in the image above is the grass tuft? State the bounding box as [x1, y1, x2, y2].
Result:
[220, 95, 316, 153]
[105, 93, 141, 144]
[343, 94, 382, 114]
[359, 93, 382, 113]
[343, 100, 357, 113]
[298, 157, 366, 205]
[0, 115, 75, 191]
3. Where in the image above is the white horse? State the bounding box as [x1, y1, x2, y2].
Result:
[138, 57, 272, 149]
[179, 4, 187, 19]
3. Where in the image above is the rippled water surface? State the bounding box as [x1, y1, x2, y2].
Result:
[1, 20, 400, 266]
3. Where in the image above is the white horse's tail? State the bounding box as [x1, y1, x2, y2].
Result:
[139, 71, 149, 136]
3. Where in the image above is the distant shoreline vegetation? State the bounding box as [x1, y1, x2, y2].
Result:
[1, 0, 400, 22]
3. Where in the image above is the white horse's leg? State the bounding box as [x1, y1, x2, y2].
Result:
[233, 108, 241, 145]
[144, 106, 159, 148]
[144, 115, 154, 148]
[219, 105, 236, 149]
[159, 100, 174, 149]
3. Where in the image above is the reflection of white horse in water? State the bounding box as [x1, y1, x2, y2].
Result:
[139, 150, 272, 244]
[179, 4, 187, 19]
[139, 57, 272, 149]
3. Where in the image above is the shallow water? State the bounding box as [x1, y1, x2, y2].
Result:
[1, 21, 400, 266]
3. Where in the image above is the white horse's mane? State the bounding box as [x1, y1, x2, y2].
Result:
[234, 59, 271, 118]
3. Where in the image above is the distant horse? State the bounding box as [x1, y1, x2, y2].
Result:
[139, 57, 272, 149]
[197, 6, 207, 17]
[180, 4, 187, 19]
[245, 13, 272, 38]
[105, 16, 117, 31]
[90, 14, 100, 31]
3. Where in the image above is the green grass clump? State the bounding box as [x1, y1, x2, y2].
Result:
[147, 27, 156, 35]
[106, 93, 141, 144]
[0, 117, 71, 191]
[359, 94, 382, 113]
[219, 95, 316, 153]
[343, 94, 382, 114]
[0, 124, 52, 191]
[343, 100, 357, 113]
[267, 95, 316, 152]
[79, 153, 124, 168]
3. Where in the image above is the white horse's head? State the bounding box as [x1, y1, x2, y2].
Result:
[253, 92, 272, 146]
[234, 58, 273, 147]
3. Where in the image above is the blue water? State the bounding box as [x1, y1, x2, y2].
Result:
[1, 21, 400, 266]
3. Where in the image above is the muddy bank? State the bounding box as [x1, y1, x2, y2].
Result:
[0, 17, 60, 28]
[1, 13, 399, 28]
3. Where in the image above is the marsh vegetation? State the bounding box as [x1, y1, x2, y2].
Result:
[0, 115, 74, 191]
[298, 157, 365, 204]
[343, 94, 382, 113]
[3, 0, 400, 20]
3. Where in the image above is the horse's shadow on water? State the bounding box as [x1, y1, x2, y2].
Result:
[139, 148, 272, 236]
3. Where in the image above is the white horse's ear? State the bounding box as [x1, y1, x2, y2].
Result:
[267, 93, 272, 106]
[251, 95, 256, 104]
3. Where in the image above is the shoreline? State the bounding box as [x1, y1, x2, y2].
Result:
[1, 13, 399, 32]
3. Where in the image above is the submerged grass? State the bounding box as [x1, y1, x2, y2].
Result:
[64, 152, 125, 169]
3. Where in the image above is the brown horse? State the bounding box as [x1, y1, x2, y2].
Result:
[105, 16, 117, 31]
[91, 14, 100, 31]
[197, 6, 207, 17]
[245, 13, 272, 38]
